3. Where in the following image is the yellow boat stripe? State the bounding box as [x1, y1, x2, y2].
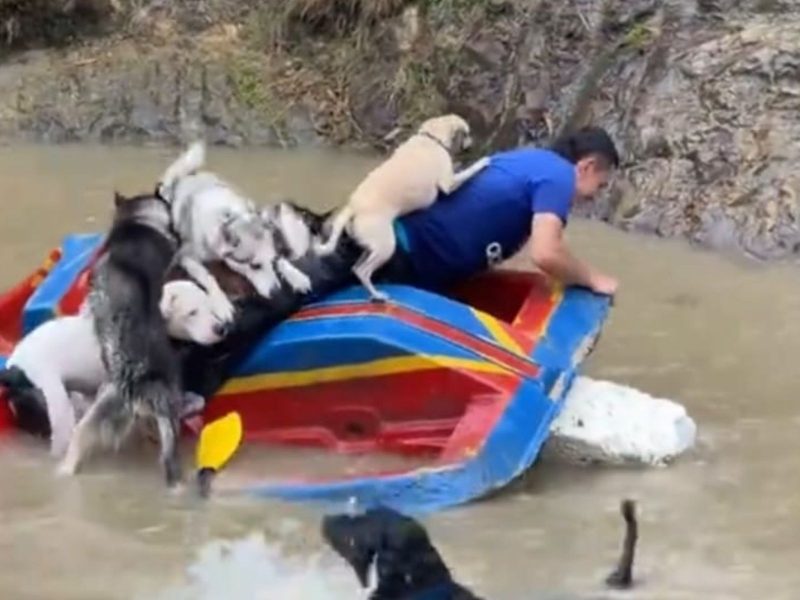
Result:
[535, 281, 564, 337]
[218, 355, 511, 395]
[471, 308, 526, 357]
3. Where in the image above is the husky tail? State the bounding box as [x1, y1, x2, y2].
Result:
[156, 141, 206, 202]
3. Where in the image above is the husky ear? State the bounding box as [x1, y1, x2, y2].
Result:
[113, 191, 126, 207]
[221, 218, 241, 248]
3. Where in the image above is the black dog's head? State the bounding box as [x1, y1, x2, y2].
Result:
[322, 506, 480, 600]
[0, 366, 51, 439]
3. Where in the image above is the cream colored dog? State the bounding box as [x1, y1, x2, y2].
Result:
[315, 114, 490, 301]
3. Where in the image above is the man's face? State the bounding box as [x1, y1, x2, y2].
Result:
[575, 155, 612, 199]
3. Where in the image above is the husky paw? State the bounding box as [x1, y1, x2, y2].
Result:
[279, 260, 313, 294]
[211, 293, 236, 324]
[180, 392, 206, 418]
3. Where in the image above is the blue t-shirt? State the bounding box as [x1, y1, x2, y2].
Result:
[397, 147, 575, 291]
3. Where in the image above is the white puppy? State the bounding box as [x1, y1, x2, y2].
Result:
[0, 280, 225, 457]
[159, 279, 230, 346]
[315, 114, 490, 301]
[157, 143, 312, 317]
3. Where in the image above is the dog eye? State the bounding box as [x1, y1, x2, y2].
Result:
[251, 262, 262, 271]
[188, 309, 198, 317]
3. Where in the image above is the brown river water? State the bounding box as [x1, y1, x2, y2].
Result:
[0, 143, 799, 599]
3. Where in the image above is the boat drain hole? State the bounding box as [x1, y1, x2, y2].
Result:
[344, 421, 366, 436]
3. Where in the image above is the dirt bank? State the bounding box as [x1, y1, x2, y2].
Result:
[0, 0, 798, 260]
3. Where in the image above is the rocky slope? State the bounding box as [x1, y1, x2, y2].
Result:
[0, 0, 798, 259]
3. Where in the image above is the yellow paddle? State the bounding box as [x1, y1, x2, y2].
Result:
[195, 411, 243, 498]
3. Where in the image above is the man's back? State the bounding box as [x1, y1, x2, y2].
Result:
[398, 147, 575, 291]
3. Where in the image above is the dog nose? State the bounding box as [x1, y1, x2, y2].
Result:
[213, 322, 230, 337]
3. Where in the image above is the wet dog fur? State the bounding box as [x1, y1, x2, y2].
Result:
[322, 501, 639, 599]
[0, 281, 227, 455]
[58, 191, 185, 487]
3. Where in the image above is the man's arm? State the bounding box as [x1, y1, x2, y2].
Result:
[529, 213, 618, 295]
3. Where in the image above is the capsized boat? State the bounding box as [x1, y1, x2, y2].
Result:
[0, 234, 611, 513]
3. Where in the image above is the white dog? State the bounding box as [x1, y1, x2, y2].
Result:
[314, 114, 490, 301]
[157, 143, 312, 320]
[0, 280, 225, 457]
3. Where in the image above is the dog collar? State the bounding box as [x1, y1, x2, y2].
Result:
[416, 131, 451, 154]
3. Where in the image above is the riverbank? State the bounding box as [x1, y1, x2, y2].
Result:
[0, 0, 798, 259]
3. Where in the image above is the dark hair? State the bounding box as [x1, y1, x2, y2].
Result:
[550, 126, 620, 168]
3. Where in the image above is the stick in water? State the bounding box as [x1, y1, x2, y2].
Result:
[605, 498, 638, 589]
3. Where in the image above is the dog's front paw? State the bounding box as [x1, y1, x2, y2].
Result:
[211, 293, 236, 324]
[180, 392, 206, 419]
[278, 260, 313, 294]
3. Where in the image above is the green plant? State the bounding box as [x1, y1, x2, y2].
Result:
[390, 59, 445, 125]
[622, 22, 654, 49]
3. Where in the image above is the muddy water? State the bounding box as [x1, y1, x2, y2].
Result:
[0, 143, 799, 599]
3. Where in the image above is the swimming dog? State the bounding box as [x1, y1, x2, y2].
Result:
[57, 191, 185, 486]
[322, 501, 639, 598]
[0, 280, 228, 457]
[315, 114, 489, 302]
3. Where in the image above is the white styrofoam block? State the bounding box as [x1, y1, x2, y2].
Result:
[542, 376, 697, 467]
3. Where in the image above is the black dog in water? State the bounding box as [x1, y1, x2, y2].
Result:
[322, 501, 639, 599]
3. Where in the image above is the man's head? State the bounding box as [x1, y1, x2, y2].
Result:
[550, 126, 620, 199]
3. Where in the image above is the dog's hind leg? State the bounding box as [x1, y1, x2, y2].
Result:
[438, 157, 491, 194]
[57, 382, 133, 476]
[351, 218, 396, 302]
[150, 387, 183, 487]
[38, 375, 78, 459]
[154, 414, 182, 487]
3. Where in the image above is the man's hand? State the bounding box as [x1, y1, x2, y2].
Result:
[530, 213, 617, 295]
[588, 272, 619, 296]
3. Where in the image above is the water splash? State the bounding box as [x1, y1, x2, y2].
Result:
[153, 532, 366, 600]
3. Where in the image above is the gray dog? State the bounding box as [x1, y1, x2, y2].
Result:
[58, 191, 185, 487]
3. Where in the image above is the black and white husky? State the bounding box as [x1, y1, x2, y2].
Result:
[57, 190, 186, 486]
[156, 142, 315, 325]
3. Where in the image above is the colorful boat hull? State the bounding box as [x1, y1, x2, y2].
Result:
[0, 234, 611, 513]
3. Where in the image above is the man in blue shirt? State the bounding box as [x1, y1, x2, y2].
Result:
[384, 126, 620, 296]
